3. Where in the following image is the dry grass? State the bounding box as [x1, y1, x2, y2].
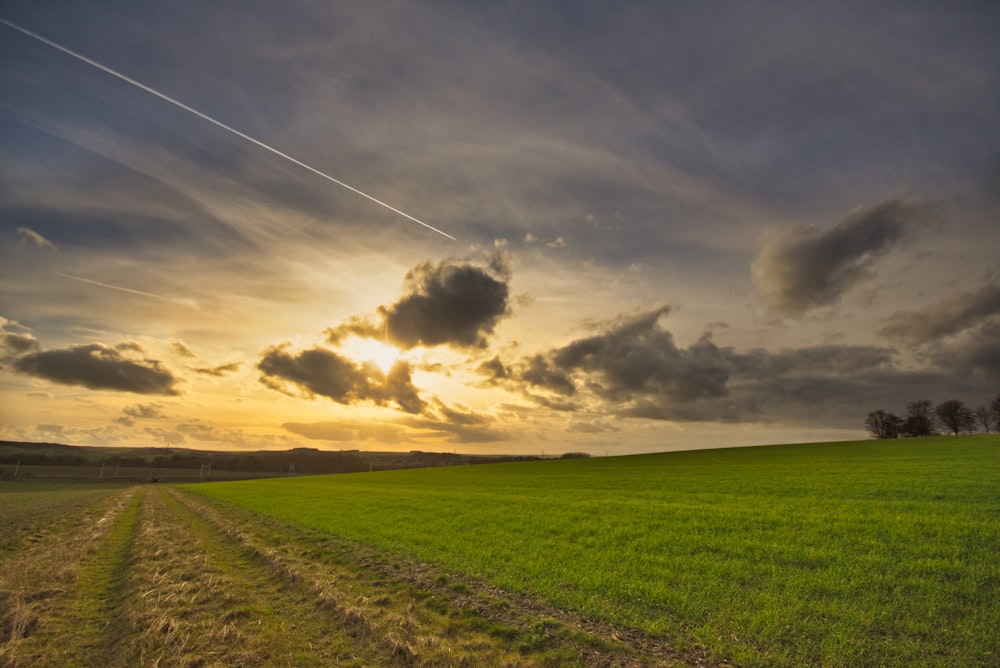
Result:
[0, 488, 138, 666]
[3, 483, 705, 666]
[169, 488, 697, 666]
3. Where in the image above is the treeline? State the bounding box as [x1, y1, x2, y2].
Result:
[866, 394, 1000, 439]
[0, 450, 371, 475]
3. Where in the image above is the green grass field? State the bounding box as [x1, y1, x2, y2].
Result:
[188, 436, 1000, 667]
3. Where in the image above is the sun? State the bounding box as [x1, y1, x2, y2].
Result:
[349, 337, 402, 374]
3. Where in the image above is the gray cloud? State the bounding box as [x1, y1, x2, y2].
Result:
[880, 283, 1000, 346]
[172, 341, 196, 358]
[190, 362, 242, 377]
[328, 252, 512, 350]
[13, 343, 180, 395]
[123, 403, 167, 419]
[1, 325, 39, 361]
[480, 305, 987, 428]
[752, 200, 929, 316]
[115, 401, 167, 426]
[485, 307, 735, 420]
[381, 255, 511, 349]
[258, 344, 426, 414]
[399, 400, 505, 444]
[928, 320, 1000, 379]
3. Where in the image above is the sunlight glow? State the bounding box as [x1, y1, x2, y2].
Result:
[346, 337, 401, 374]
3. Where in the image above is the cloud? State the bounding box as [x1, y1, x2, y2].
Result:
[283, 400, 504, 445]
[257, 344, 426, 414]
[123, 403, 167, 419]
[379, 253, 511, 349]
[190, 362, 242, 376]
[485, 307, 735, 420]
[283, 420, 410, 444]
[143, 426, 185, 445]
[880, 283, 1000, 346]
[114, 402, 168, 426]
[325, 251, 512, 350]
[397, 399, 506, 443]
[752, 200, 929, 316]
[13, 343, 180, 395]
[926, 319, 1000, 379]
[16, 227, 58, 251]
[480, 304, 977, 428]
[1, 317, 40, 361]
[172, 341, 196, 358]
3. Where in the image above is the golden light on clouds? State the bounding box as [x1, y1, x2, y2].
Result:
[342, 336, 402, 374]
[1, 2, 997, 455]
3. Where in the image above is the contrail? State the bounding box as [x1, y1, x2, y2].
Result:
[58, 273, 199, 309]
[1, 18, 456, 241]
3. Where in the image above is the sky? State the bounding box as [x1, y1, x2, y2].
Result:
[2, 1, 998, 455]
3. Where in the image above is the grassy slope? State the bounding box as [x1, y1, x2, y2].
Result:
[189, 436, 1000, 667]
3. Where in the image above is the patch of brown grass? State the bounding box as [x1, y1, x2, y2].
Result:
[0, 488, 138, 667]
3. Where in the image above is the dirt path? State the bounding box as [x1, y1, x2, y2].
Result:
[2, 485, 713, 667]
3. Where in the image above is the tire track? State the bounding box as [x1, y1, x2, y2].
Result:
[0, 486, 139, 667]
[108, 486, 363, 667]
[172, 488, 695, 667]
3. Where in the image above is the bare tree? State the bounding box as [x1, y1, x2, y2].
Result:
[974, 404, 992, 433]
[992, 393, 1000, 431]
[935, 399, 977, 436]
[900, 399, 937, 437]
[865, 410, 902, 439]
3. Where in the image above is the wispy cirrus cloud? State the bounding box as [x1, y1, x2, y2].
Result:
[16, 226, 57, 250]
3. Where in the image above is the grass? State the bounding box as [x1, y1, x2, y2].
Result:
[0, 487, 139, 666]
[0, 481, 123, 553]
[6, 480, 620, 666]
[187, 435, 1000, 667]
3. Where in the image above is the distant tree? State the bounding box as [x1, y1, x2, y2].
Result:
[992, 393, 1000, 431]
[974, 404, 993, 434]
[865, 410, 902, 439]
[559, 452, 592, 459]
[900, 399, 937, 437]
[935, 399, 977, 436]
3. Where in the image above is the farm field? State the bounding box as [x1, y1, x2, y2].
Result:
[1, 436, 997, 666]
[0, 481, 653, 666]
[189, 435, 1000, 667]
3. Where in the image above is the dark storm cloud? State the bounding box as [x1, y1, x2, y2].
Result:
[880, 283, 1000, 346]
[257, 344, 425, 414]
[752, 200, 929, 316]
[326, 252, 512, 350]
[13, 343, 180, 395]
